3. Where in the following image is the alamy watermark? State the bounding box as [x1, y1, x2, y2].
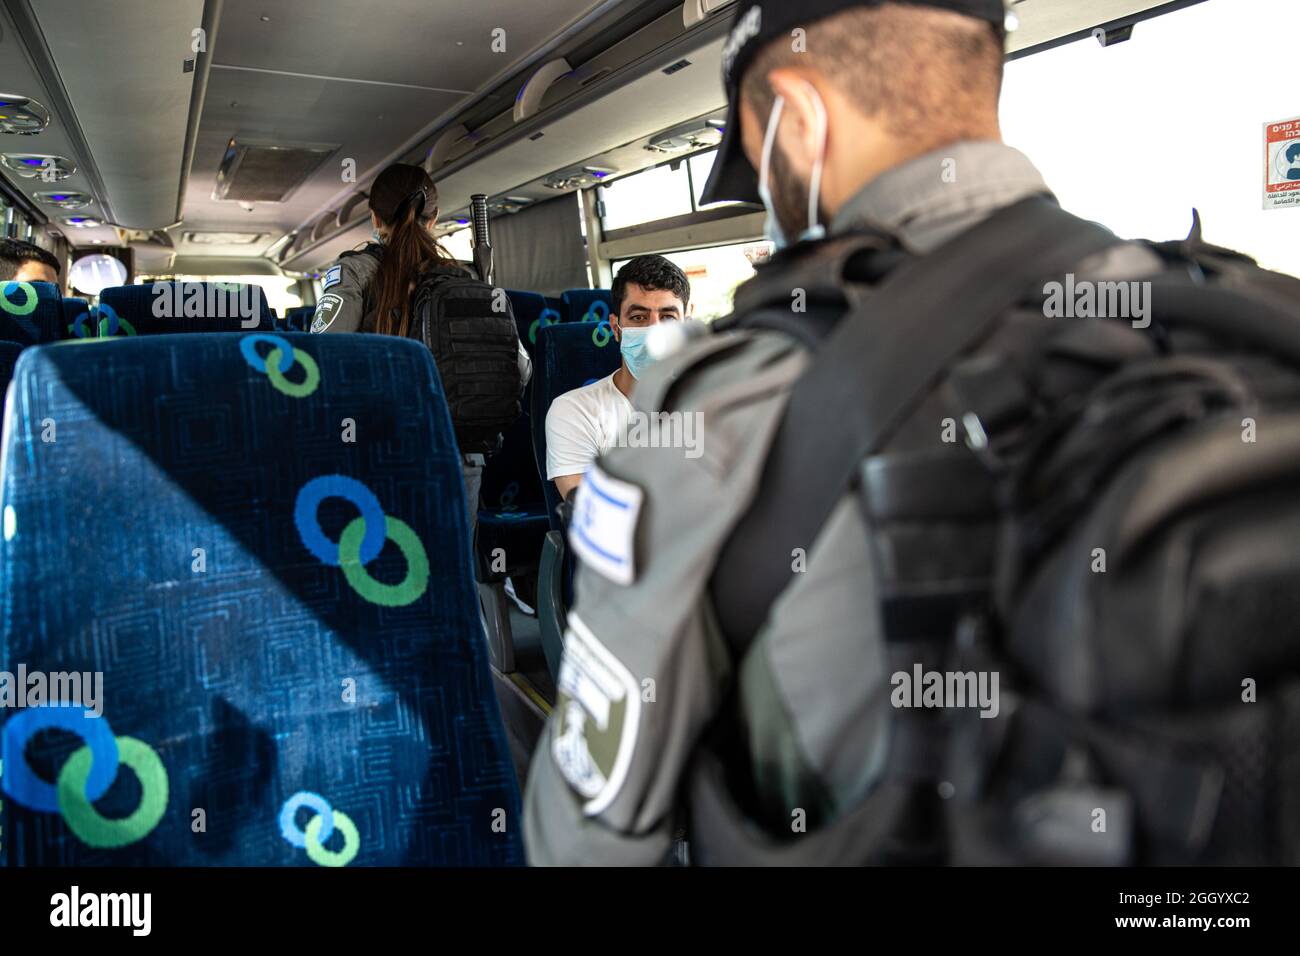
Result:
[0, 664, 103, 717]
[891, 664, 999, 719]
[612, 410, 704, 459]
[1044, 274, 1151, 329]
[151, 282, 262, 329]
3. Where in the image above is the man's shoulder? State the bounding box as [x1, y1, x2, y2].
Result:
[547, 374, 614, 427]
[556, 374, 617, 409]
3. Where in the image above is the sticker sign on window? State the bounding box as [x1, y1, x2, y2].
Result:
[1265, 118, 1300, 211]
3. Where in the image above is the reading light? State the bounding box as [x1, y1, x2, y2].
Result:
[0, 95, 50, 135]
[34, 190, 92, 209]
[544, 166, 617, 190]
[2, 153, 75, 179]
[645, 119, 725, 155]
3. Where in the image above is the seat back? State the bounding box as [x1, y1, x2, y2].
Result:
[99, 282, 273, 334]
[505, 290, 561, 361]
[0, 332, 523, 866]
[560, 288, 613, 325]
[61, 298, 89, 328]
[0, 340, 22, 389]
[0, 281, 62, 344]
[531, 320, 622, 527]
[481, 292, 553, 519]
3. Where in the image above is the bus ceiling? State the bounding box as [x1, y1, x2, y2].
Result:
[0, 0, 1207, 271]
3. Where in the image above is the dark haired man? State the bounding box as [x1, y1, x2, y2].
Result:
[0, 238, 60, 285]
[544, 254, 691, 501]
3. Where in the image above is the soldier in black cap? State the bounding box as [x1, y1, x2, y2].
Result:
[524, 0, 1299, 866]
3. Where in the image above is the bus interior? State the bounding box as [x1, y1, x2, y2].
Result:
[0, 0, 1295, 876]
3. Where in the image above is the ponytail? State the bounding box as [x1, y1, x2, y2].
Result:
[367, 168, 456, 337]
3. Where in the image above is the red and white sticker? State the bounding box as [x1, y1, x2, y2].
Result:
[1265, 118, 1300, 210]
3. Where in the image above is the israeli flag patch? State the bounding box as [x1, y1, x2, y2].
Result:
[322, 265, 342, 290]
[570, 465, 643, 586]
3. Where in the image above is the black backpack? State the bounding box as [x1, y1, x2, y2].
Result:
[409, 263, 522, 455]
[695, 197, 1300, 866]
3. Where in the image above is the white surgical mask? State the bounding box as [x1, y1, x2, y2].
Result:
[757, 84, 829, 251]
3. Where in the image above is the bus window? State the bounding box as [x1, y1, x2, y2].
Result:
[439, 227, 474, 263]
[598, 160, 696, 231]
[1002, 0, 1298, 277]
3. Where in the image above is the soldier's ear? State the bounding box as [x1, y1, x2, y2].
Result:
[767, 68, 827, 170]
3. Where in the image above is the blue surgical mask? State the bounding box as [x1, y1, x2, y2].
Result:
[758, 85, 829, 251]
[371, 228, 385, 245]
[618, 326, 654, 379]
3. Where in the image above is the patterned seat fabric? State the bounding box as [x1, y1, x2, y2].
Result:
[478, 408, 551, 577]
[0, 281, 63, 344]
[473, 292, 561, 575]
[0, 340, 22, 388]
[97, 282, 273, 335]
[505, 290, 561, 360]
[0, 332, 523, 866]
[531, 320, 622, 530]
[560, 288, 613, 325]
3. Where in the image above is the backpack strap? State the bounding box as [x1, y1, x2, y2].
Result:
[709, 196, 1126, 657]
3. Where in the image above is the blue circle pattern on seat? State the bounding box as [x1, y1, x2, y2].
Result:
[1, 281, 36, 315]
[583, 301, 610, 324]
[293, 474, 388, 566]
[239, 333, 297, 375]
[529, 308, 562, 345]
[279, 790, 335, 847]
[1, 704, 119, 813]
[69, 303, 129, 339]
[498, 481, 519, 510]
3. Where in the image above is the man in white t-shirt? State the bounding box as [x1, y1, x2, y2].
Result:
[545, 255, 692, 501]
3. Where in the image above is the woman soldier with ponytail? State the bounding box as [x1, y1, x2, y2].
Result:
[312, 162, 531, 534]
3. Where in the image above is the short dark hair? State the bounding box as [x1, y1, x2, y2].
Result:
[612, 255, 690, 317]
[741, 3, 1004, 151]
[0, 238, 60, 281]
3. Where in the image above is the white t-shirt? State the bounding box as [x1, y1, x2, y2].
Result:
[545, 373, 634, 481]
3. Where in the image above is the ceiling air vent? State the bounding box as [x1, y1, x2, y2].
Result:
[182, 231, 264, 245]
[212, 137, 336, 203]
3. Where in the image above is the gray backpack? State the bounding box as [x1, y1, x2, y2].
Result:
[697, 198, 1300, 866]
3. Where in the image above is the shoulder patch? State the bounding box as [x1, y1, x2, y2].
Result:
[310, 292, 344, 333]
[570, 464, 643, 586]
[551, 612, 642, 816]
[322, 265, 342, 290]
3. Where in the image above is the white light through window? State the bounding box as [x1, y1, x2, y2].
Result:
[1001, 0, 1298, 277]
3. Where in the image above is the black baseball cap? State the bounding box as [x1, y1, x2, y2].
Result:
[699, 0, 1013, 206]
